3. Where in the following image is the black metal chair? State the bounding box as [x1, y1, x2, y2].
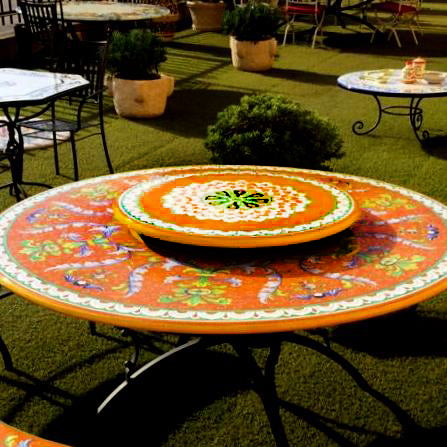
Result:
[17, 0, 67, 70]
[19, 40, 114, 182]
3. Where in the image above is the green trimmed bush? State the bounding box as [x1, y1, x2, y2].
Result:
[106, 29, 167, 80]
[205, 94, 344, 169]
[222, 1, 284, 41]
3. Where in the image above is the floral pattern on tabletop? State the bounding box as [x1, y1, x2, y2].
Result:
[337, 69, 447, 95]
[0, 421, 69, 446]
[0, 165, 445, 331]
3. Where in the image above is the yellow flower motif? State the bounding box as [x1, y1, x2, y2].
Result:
[375, 254, 425, 276]
[362, 193, 416, 210]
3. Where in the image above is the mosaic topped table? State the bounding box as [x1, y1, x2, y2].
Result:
[0, 68, 89, 201]
[0, 164, 445, 334]
[0, 165, 446, 445]
[60, 1, 170, 22]
[59, 1, 171, 40]
[337, 69, 447, 143]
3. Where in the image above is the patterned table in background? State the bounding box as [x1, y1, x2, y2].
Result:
[337, 69, 447, 143]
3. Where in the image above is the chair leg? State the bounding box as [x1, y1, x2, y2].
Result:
[99, 108, 114, 175]
[311, 11, 325, 49]
[311, 28, 319, 48]
[53, 135, 59, 176]
[51, 103, 60, 176]
[69, 132, 79, 181]
[409, 25, 419, 45]
[282, 20, 291, 46]
[391, 28, 402, 47]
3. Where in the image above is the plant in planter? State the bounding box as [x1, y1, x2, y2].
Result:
[205, 94, 344, 169]
[106, 29, 174, 118]
[222, 2, 284, 71]
[186, 0, 227, 32]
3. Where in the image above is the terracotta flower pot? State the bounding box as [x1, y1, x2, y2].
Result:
[186, 1, 225, 32]
[229, 36, 277, 72]
[112, 74, 175, 118]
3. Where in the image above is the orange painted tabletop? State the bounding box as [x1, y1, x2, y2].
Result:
[0, 165, 446, 334]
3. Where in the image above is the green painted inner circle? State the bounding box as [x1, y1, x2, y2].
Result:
[203, 190, 272, 210]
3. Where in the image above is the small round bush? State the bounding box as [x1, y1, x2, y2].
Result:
[107, 29, 167, 80]
[205, 94, 344, 170]
[222, 2, 284, 42]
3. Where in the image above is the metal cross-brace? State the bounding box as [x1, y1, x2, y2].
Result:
[352, 94, 430, 143]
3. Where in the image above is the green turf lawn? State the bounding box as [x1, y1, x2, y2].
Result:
[0, 22, 447, 447]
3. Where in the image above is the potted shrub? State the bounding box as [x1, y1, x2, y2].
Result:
[222, 2, 284, 71]
[205, 94, 344, 169]
[187, 0, 226, 32]
[106, 29, 174, 118]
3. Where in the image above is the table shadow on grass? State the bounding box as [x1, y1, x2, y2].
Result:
[322, 31, 447, 58]
[264, 67, 339, 86]
[131, 89, 248, 139]
[41, 331, 423, 447]
[367, 425, 447, 446]
[0, 338, 141, 420]
[329, 305, 447, 358]
[42, 349, 255, 447]
[166, 40, 231, 59]
[421, 135, 447, 160]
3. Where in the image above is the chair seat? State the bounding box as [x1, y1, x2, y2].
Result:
[286, 4, 325, 15]
[370, 1, 417, 15]
[20, 119, 78, 133]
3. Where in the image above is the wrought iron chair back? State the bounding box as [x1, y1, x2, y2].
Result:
[17, 0, 67, 69]
[19, 40, 114, 182]
[282, 0, 326, 48]
[369, 0, 422, 47]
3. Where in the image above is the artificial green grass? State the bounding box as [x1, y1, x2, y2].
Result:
[1, 24, 447, 446]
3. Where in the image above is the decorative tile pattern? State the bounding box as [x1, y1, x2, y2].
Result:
[338, 69, 447, 95]
[61, 1, 170, 21]
[0, 165, 445, 333]
[118, 167, 357, 245]
[0, 69, 88, 103]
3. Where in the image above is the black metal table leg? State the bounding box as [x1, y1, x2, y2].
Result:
[409, 97, 429, 143]
[2, 106, 53, 201]
[352, 95, 383, 135]
[232, 339, 289, 447]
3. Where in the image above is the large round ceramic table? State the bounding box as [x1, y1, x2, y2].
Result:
[0, 165, 446, 444]
[337, 69, 447, 143]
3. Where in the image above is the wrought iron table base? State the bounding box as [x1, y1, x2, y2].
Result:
[352, 95, 430, 143]
[1, 105, 54, 201]
[96, 329, 420, 447]
[98, 333, 291, 446]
